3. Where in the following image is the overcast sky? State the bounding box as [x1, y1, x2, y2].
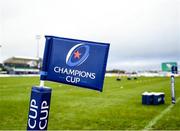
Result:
[0, 0, 180, 70]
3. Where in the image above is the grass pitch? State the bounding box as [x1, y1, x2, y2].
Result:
[0, 76, 180, 130]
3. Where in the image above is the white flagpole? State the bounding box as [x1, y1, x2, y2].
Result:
[40, 80, 45, 87]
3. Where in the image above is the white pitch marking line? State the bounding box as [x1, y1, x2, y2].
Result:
[143, 97, 180, 130]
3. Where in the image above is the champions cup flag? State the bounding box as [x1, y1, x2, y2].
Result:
[40, 36, 110, 91]
[27, 36, 109, 130]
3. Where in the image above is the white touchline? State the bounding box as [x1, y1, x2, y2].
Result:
[143, 97, 180, 130]
[1, 83, 32, 88]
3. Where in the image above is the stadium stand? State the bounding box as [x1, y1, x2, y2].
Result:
[0, 63, 3, 71]
[3, 56, 41, 74]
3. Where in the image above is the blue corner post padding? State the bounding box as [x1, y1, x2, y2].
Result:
[27, 86, 52, 130]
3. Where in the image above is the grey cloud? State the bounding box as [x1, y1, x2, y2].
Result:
[0, 0, 179, 70]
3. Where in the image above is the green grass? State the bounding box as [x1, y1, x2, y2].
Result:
[0, 76, 180, 130]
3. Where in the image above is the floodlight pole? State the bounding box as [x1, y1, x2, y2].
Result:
[36, 35, 41, 76]
[36, 35, 41, 59]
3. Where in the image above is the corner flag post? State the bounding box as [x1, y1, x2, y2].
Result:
[171, 74, 175, 104]
[27, 35, 109, 130]
[27, 80, 52, 130]
[170, 65, 178, 104]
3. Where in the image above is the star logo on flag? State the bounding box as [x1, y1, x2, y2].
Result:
[74, 50, 81, 59]
[66, 43, 90, 67]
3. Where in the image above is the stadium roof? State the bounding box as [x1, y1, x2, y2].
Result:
[3, 56, 39, 64]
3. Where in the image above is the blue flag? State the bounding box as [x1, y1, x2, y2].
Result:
[171, 65, 178, 74]
[41, 36, 110, 91]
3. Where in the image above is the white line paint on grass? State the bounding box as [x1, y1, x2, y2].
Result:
[1, 84, 33, 88]
[0, 74, 40, 77]
[143, 97, 180, 130]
